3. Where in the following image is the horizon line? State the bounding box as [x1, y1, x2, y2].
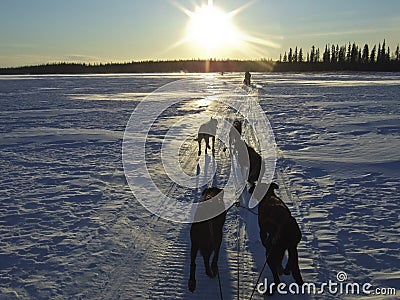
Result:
[0, 58, 278, 69]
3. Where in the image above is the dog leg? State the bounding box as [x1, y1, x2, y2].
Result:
[203, 251, 213, 278]
[265, 246, 284, 296]
[288, 247, 304, 286]
[188, 244, 198, 292]
[283, 262, 291, 275]
[211, 234, 222, 277]
[198, 139, 201, 156]
[260, 229, 270, 250]
[277, 249, 286, 275]
[278, 264, 285, 275]
[283, 257, 291, 275]
[205, 138, 209, 154]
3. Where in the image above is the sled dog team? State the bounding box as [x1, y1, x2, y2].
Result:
[189, 118, 304, 296]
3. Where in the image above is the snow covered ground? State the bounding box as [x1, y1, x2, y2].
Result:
[0, 72, 399, 299]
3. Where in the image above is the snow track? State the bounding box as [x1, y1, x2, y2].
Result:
[100, 81, 273, 300]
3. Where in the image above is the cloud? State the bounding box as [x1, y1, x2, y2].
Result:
[63, 54, 103, 63]
[293, 27, 399, 39]
[0, 43, 39, 51]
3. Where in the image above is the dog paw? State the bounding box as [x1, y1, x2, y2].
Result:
[205, 268, 214, 278]
[188, 279, 196, 292]
[278, 265, 284, 275]
[211, 263, 218, 277]
[283, 267, 291, 275]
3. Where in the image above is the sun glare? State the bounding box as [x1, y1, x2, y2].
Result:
[170, 0, 280, 59]
[189, 4, 239, 55]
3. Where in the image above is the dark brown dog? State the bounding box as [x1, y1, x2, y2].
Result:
[196, 118, 217, 156]
[244, 71, 251, 86]
[188, 187, 226, 292]
[223, 119, 242, 153]
[224, 120, 263, 193]
[258, 183, 304, 295]
[243, 143, 263, 193]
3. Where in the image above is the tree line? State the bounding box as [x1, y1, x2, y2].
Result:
[0, 59, 275, 75]
[1, 40, 400, 74]
[280, 40, 400, 64]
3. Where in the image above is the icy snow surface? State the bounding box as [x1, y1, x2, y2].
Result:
[0, 73, 399, 299]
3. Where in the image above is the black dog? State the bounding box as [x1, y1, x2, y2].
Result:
[244, 71, 251, 86]
[224, 120, 263, 193]
[196, 117, 218, 156]
[258, 183, 304, 295]
[188, 187, 226, 292]
[242, 143, 263, 193]
[223, 119, 242, 153]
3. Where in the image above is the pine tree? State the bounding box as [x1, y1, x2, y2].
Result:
[310, 45, 315, 63]
[331, 45, 337, 63]
[298, 48, 304, 62]
[377, 43, 381, 63]
[350, 43, 358, 63]
[347, 43, 352, 63]
[283, 52, 287, 62]
[336, 45, 340, 62]
[294, 47, 298, 63]
[381, 40, 386, 61]
[362, 44, 369, 63]
[395, 45, 400, 61]
[370, 45, 376, 63]
[323, 44, 330, 63]
[338, 46, 346, 63]
[288, 48, 293, 63]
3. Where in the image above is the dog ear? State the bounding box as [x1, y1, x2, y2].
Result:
[213, 188, 224, 203]
[207, 187, 223, 198]
[267, 182, 278, 193]
[272, 182, 279, 190]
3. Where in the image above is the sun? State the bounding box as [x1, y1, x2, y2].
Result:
[188, 3, 239, 55]
[170, 0, 280, 59]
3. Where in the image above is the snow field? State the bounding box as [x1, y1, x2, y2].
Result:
[0, 73, 399, 299]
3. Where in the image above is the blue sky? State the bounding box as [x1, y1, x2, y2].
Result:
[0, 0, 399, 67]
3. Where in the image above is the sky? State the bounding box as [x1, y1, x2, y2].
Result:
[0, 0, 399, 67]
